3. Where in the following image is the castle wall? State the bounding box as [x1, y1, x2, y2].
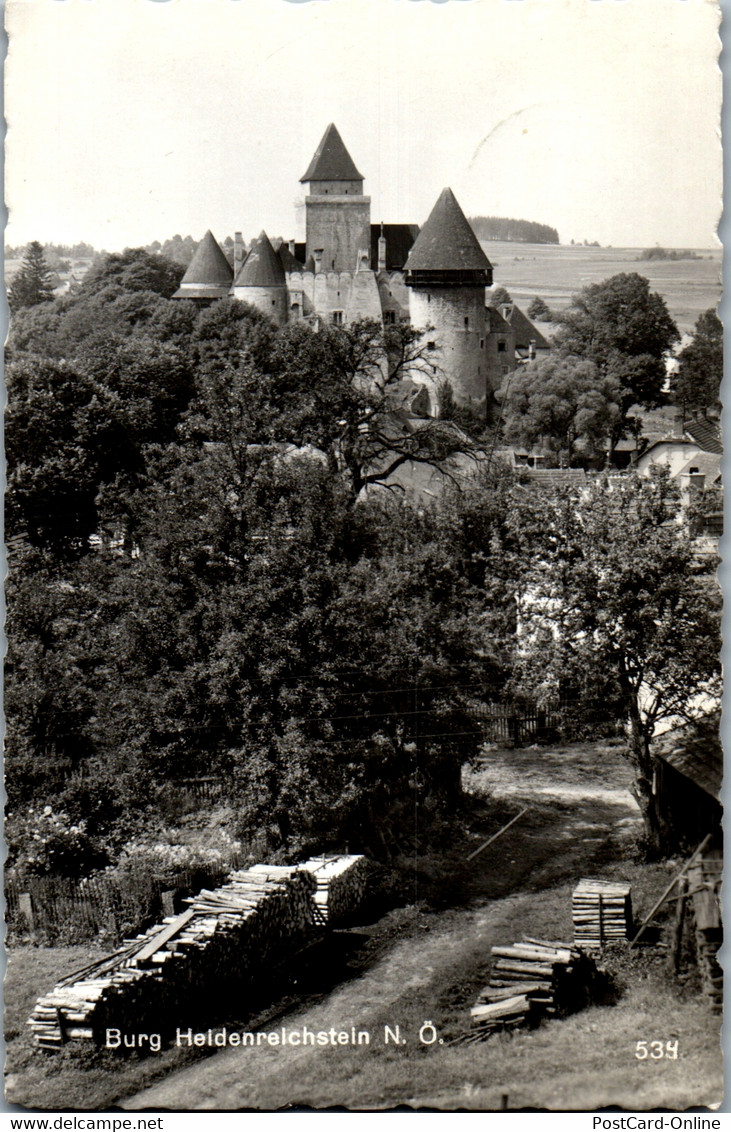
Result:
[485, 323, 517, 389]
[408, 287, 489, 412]
[287, 271, 383, 326]
[231, 284, 288, 327]
[304, 196, 371, 274]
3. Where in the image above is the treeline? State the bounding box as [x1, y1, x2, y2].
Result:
[469, 216, 559, 244]
[637, 247, 703, 262]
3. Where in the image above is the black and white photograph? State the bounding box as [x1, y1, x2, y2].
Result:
[3, 0, 724, 1116]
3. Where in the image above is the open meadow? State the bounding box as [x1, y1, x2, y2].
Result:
[482, 242, 721, 334]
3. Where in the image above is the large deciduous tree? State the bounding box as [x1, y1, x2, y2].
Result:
[671, 308, 723, 416]
[499, 354, 622, 466]
[513, 471, 721, 854]
[555, 273, 679, 439]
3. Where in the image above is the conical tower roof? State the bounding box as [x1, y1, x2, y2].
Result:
[234, 231, 286, 287]
[180, 230, 233, 286]
[300, 123, 364, 183]
[404, 188, 492, 276]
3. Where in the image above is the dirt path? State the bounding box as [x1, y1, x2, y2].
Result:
[122, 747, 642, 1111]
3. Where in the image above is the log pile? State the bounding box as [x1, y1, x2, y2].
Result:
[467, 937, 598, 1042]
[27, 867, 317, 1049]
[572, 879, 632, 947]
[297, 855, 371, 926]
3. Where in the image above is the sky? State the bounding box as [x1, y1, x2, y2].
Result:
[4, 0, 723, 251]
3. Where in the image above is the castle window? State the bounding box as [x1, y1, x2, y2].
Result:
[331, 310, 344, 326]
[384, 310, 396, 325]
[480, 339, 484, 349]
[498, 340, 507, 353]
[427, 341, 436, 351]
[502, 365, 509, 375]
[464, 316, 469, 329]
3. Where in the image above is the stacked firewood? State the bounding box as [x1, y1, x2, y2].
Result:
[297, 855, 371, 926]
[27, 867, 317, 1049]
[572, 879, 632, 947]
[468, 937, 597, 1041]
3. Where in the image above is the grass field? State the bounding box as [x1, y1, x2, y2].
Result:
[483, 242, 721, 334]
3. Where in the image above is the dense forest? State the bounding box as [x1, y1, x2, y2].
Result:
[469, 217, 559, 244]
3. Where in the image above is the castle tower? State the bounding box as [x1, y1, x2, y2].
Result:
[300, 124, 371, 273]
[404, 188, 494, 415]
[172, 230, 233, 302]
[231, 230, 288, 326]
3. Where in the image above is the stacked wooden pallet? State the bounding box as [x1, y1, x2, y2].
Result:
[27, 867, 317, 1049]
[297, 855, 370, 926]
[572, 879, 632, 947]
[468, 937, 597, 1041]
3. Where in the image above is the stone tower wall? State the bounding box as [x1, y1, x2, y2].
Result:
[305, 195, 371, 274]
[408, 287, 489, 412]
[232, 284, 288, 327]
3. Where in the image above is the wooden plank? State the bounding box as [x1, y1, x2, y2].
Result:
[466, 809, 529, 862]
[630, 834, 712, 946]
[133, 908, 196, 964]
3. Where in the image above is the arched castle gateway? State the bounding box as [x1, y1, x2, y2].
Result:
[173, 123, 546, 417]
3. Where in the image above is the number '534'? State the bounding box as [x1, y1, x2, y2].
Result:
[635, 1041, 678, 1060]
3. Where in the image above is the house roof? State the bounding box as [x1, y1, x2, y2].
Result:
[370, 224, 420, 271]
[234, 231, 286, 288]
[676, 452, 722, 482]
[278, 244, 305, 273]
[499, 303, 550, 350]
[404, 188, 493, 274]
[684, 417, 722, 455]
[179, 230, 233, 287]
[524, 468, 587, 488]
[655, 720, 722, 801]
[300, 123, 364, 183]
[486, 305, 511, 333]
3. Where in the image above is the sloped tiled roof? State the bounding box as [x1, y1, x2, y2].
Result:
[234, 232, 286, 288]
[502, 304, 550, 350]
[278, 244, 305, 273]
[656, 720, 722, 800]
[300, 123, 364, 183]
[180, 230, 233, 287]
[676, 452, 722, 482]
[486, 305, 511, 332]
[684, 417, 722, 455]
[370, 224, 420, 271]
[525, 468, 587, 488]
[404, 188, 493, 274]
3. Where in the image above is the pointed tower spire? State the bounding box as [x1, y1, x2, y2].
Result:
[234, 231, 286, 288]
[232, 231, 287, 326]
[173, 230, 233, 301]
[300, 123, 364, 183]
[404, 188, 493, 284]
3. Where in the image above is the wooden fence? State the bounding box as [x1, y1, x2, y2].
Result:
[473, 701, 563, 746]
[6, 851, 245, 946]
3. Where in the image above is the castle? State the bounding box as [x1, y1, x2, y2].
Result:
[173, 124, 546, 417]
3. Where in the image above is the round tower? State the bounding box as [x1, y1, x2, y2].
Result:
[231, 230, 288, 326]
[404, 188, 493, 416]
[172, 230, 233, 303]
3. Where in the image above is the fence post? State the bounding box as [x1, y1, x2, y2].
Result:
[19, 892, 35, 935]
